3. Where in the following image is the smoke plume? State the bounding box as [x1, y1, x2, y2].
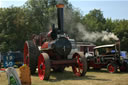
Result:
[51, 1, 119, 43]
[77, 23, 119, 42]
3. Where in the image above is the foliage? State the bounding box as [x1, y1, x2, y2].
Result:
[0, 7, 29, 52]
[113, 19, 128, 51]
[82, 9, 128, 51]
[82, 9, 106, 32]
[0, 0, 128, 52]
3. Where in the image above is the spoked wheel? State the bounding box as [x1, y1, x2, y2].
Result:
[38, 53, 51, 80]
[24, 42, 29, 66]
[120, 63, 127, 72]
[24, 41, 39, 74]
[107, 63, 117, 73]
[72, 52, 87, 76]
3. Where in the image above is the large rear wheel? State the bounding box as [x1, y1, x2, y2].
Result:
[24, 41, 39, 74]
[72, 52, 87, 76]
[38, 53, 51, 80]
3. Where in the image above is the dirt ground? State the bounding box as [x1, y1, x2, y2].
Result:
[0, 67, 128, 85]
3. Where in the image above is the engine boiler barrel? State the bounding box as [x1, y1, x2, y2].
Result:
[41, 37, 72, 59]
[56, 4, 64, 34]
[51, 37, 72, 58]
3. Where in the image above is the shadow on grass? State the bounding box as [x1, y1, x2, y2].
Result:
[88, 69, 128, 74]
[32, 70, 111, 82]
[48, 70, 112, 82]
[87, 69, 108, 73]
[32, 69, 128, 82]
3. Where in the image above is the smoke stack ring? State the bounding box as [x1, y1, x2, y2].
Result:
[56, 4, 64, 8]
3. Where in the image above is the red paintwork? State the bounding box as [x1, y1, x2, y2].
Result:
[38, 54, 45, 80]
[0, 69, 5, 71]
[51, 59, 76, 66]
[47, 29, 52, 37]
[41, 42, 49, 49]
[108, 64, 115, 73]
[72, 53, 84, 76]
[24, 42, 29, 66]
[88, 61, 106, 69]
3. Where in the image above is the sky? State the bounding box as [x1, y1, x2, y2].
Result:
[0, 0, 128, 20]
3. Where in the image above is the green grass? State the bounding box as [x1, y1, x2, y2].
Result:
[1, 67, 128, 85]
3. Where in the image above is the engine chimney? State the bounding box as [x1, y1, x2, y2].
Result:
[56, 4, 64, 34]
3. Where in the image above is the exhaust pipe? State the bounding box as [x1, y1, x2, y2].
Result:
[56, 4, 64, 34]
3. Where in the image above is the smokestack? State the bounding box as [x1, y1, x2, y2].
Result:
[56, 4, 64, 34]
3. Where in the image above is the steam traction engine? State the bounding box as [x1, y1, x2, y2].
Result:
[24, 4, 87, 80]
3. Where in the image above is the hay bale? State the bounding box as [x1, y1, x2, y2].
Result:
[19, 65, 31, 85]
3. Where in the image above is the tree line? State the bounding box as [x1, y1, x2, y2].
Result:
[0, 0, 128, 52]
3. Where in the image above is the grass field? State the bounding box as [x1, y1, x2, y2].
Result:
[0, 67, 128, 85]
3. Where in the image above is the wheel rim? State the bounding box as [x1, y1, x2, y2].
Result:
[38, 54, 45, 80]
[24, 42, 29, 66]
[72, 54, 84, 76]
[108, 64, 115, 73]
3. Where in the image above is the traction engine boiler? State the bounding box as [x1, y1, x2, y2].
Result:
[24, 4, 87, 80]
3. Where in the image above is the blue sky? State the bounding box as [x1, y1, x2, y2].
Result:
[0, 0, 128, 20]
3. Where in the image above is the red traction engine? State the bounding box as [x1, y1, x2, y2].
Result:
[24, 4, 87, 80]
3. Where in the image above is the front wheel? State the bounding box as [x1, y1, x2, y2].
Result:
[38, 53, 51, 80]
[107, 63, 117, 73]
[72, 52, 87, 76]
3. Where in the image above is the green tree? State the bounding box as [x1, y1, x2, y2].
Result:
[113, 19, 128, 51]
[25, 0, 51, 32]
[105, 18, 115, 32]
[0, 7, 28, 52]
[0, 0, 77, 52]
[82, 9, 106, 32]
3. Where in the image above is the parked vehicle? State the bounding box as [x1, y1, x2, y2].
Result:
[76, 42, 96, 58]
[10, 51, 23, 67]
[2, 51, 23, 68]
[87, 41, 128, 73]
